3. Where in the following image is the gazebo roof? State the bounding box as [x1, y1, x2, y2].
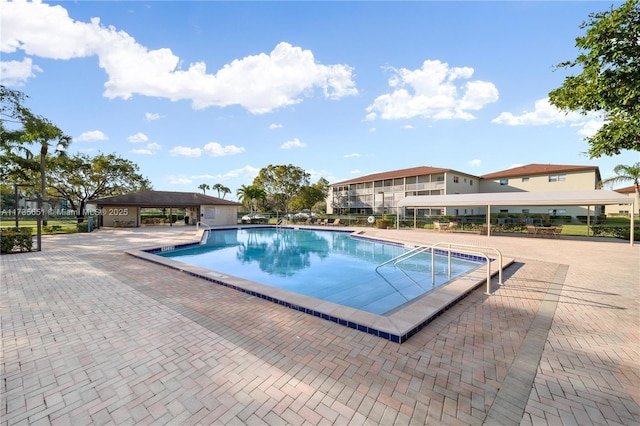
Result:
[91, 190, 241, 207]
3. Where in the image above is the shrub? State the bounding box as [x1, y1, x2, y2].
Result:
[0, 227, 33, 254]
[376, 219, 391, 229]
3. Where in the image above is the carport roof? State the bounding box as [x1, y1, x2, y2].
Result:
[397, 190, 633, 208]
[91, 190, 242, 207]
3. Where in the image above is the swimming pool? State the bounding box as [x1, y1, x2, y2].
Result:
[155, 228, 482, 315]
[131, 226, 507, 343]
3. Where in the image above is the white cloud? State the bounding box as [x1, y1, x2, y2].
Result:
[1, 1, 357, 114]
[0, 57, 42, 86]
[576, 118, 605, 137]
[203, 142, 245, 157]
[492, 98, 605, 137]
[403, 125, 415, 129]
[344, 153, 361, 158]
[368, 127, 376, 132]
[131, 142, 162, 155]
[128, 132, 148, 143]
[269, 123, 283, 129]
[366, 60, 499, 121]
[213, 165, 260, 181]
[468, 159, 482, 167]
[191, 174, 217, 179]
[130, 148, 153, 155]
[350, 169, 361, 174]
[75, 130, 107, 142]
[280, 138, 306, 150]
[167, 175, 192, 185]
[169, 146, 201, 157]
[145, 112, 161, 121]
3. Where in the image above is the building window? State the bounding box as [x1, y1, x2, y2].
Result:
[549, 174, 566, 182]
[470, 180, 473, 186]
[522, 177, 529, 182]
[522, 209, 529, 214]
[499, 178, 508, 185]
[453, 176, 459, 183]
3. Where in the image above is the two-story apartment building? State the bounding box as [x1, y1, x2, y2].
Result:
[479, 164, 602, 217]
[604, 185, 640, 217]
[328, 166, 481, 216]
[328, 163, 604, 219]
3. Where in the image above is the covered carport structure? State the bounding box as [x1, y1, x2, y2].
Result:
[397, 190, 635, 246]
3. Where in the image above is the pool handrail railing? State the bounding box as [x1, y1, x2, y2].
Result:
[430, 242, 503, 295]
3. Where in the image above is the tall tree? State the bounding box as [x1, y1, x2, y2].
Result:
[1, 86, 71, 224]
[198, 183, 210, 194]
[289, 177, 329, 212]
[236, 184, 266, 214]
[603, 162, 640, 216]
[548, 0, 639, 158]
[212, 183, 231, 199]
[47, 153, 152, 223]
[253, 164, 310, 214]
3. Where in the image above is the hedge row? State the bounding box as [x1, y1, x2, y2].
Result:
[0, 227, 33, 254]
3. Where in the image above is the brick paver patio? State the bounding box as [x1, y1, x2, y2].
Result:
[1, 226, 638, 425]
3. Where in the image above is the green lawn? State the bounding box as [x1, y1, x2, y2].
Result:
[1, 219, 83, 234]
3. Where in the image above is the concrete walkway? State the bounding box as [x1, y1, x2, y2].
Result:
[1, 227, 638, 425]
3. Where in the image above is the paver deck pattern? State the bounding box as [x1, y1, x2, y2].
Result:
[1, 226, 638, 425]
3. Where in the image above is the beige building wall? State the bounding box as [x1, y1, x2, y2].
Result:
[479, 170, 601, 217]
[479, 170, 599, 193]
[604, 190, 639, 216]
[199, 205, 238, 227]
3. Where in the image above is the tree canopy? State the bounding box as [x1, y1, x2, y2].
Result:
[236, 184, 266, 213]
[289, 178, 330, 213]
[548, 0, 639, 158]
[252, 164, 310, 214]
[47, 152, 152, 222]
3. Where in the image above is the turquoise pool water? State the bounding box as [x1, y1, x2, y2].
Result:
[157, 227, 482, 315]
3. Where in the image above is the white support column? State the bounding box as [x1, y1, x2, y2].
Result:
[486, 204, 491, 237]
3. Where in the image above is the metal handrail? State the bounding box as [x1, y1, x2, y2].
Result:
[430, 242, 503, 295]
[375, 245, 429, 271]
[196, 221, 212, 231]
[196, 222, 213, 245]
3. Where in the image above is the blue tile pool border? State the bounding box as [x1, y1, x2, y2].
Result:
[129, 227, 508, 344]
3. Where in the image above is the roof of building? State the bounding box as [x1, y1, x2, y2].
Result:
[481, 164, 600, 180]
[332, 166, 476, 186]
[397, 190, 633, 208]
[91, 190, 242, 207]
[613, 185, 637, 194]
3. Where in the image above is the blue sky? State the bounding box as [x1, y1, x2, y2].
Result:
[2, 0, 637, 200]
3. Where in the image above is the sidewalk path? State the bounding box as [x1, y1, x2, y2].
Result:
[1, 227, 638, 425]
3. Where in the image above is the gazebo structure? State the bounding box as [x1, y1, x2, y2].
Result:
[396, 190, 636, 245]
[90, 190, 242, 228]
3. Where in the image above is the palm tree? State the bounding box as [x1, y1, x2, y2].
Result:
[1, 87, 71, 225]
[20, 114, 71, 226]
[236, 184, 266, 214]
[212, 183, 231, 199]
[198, 183, 210, 194]
[603, 162, 640, 216]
